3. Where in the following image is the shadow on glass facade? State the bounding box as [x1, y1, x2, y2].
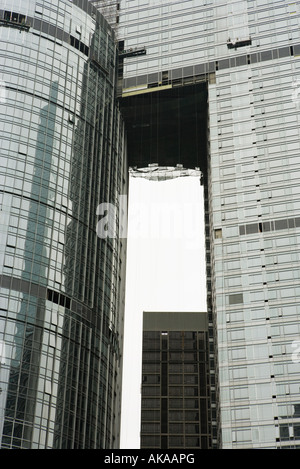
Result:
[1, 81, 59, 448]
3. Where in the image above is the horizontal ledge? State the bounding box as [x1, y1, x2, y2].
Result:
[122, 83, 172, 97]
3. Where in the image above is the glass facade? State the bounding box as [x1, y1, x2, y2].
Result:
[116, 0, 300, 449]
[0, 0, 127, 448]
[2, 0, 300, 450]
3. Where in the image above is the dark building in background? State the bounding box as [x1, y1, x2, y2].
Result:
[141, 312, 211, 450]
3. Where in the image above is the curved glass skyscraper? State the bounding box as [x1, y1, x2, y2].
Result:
[0, 0, 127, 448]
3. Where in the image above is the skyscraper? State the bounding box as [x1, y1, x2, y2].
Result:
[1, 0, 300, 450]
[115, 0, 300, 449]
[141, 311, 211, 450]
[0, 0, 127, 448]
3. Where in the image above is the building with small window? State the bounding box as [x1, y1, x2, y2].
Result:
[140, 311, 211, 449]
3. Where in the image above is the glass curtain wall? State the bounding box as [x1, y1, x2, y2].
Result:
[0, 0, 127, 449]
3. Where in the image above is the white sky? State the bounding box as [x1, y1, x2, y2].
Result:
[120, 175, 207, 449]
